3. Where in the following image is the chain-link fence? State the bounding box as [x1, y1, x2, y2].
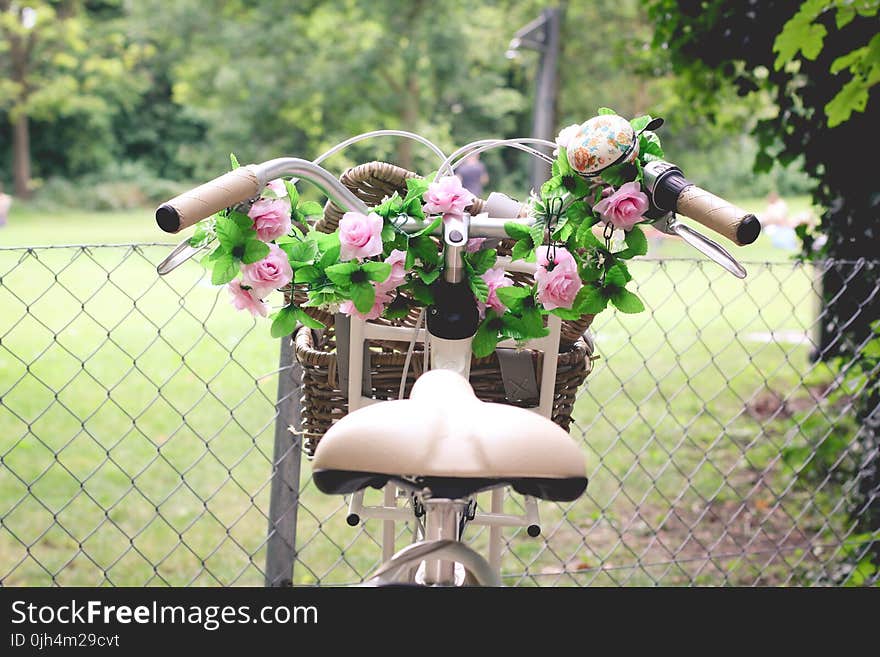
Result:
[1, 244, 877, 586]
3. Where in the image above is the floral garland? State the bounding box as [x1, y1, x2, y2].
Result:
[191, 109, 665, 357]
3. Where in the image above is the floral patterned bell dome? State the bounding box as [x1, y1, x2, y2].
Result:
[567, 114, 639, 175]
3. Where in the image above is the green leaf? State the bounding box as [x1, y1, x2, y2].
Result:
[403, 177, 430, 206]
[270, 306, 298, 338]
[416, 267, 440, 284]
[317, 243, 341, 269]
[472, 317, 501, 358]
[372, 192, 404, 219]
[605, 264, 629, 289]
[381, 223, 396, 243]
[300, 201, 324, 217]
[361, 261, 392, 283]
[541, 175, 564, 197]
[410, 216, 442, 238]
[500, 316, 529, 341]
[230, 153, 240, 169]
[504, 221, 532, 240]
[465, 248, 497, 275]
[407, 280, 435, 305]
[530, 222, 546, 248]
[284, 180, 300, 206]
[773, 0, 827, 69]
[511, 239, 535, 263]
[610, 288, 645, 314]
[555, 149, 574, 176]
[597, 107, 616, 115]
[350, 282, 376, 313]
[623, 226, 648, 257]
[242, 239, 270, 264]
[294, 307, 326, 329]
[281, 239, 318, 265]
[294, 265, 322, 283]
[215, 218, 244, 250]
[325, 262, 359, 287]
[753, 150, 774, 174]
[578, 286, 609, 314]
[469, 275, 489, 303]
[825, 76, 871, 127]
[495, 285, 530, 312]
[575, 219, 602, 248]
[519, 307, 549, 337]
[228, 211, 254, 232]
[409, 235, 441, 266]
[211, 255, 239, 285]
[630, 115, 651, 132]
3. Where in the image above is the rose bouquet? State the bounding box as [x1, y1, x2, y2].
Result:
[191, 109, 666, 357]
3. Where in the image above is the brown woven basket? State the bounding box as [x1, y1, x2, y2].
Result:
[291, 161, 596, 455]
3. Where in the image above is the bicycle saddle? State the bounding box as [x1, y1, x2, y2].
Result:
[312, 369, 588, 501]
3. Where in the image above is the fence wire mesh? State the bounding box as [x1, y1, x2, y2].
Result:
[0, 244, 877, 586]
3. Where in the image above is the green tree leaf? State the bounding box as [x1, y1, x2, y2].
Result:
[598, 107, 617, 115]
[285, 180, 300, 206]
[416, 267, 440, 284]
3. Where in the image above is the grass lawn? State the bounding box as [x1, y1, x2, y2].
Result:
[0, 195, 858, 586]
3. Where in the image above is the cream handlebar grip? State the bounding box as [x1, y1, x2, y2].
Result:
[675, 185, 761, 246]
[155, 166, 262, 233]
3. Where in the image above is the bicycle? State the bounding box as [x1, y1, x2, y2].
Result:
[154, 126, 759, 586]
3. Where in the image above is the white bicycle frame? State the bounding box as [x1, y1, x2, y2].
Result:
[156, 130, 751, 586]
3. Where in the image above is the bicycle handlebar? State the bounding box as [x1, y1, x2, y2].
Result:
[155, 158, 371, 234]
[643, 160, 760, 246]
[675, 185, 760, 246]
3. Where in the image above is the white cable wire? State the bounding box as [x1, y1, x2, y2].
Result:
[399, 309, 426, 400]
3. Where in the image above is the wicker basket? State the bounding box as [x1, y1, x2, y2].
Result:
[291, 161, 596, 455]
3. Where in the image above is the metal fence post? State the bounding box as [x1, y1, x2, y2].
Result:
[264, 333, 303, 587]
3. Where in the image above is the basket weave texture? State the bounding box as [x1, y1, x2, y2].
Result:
[291, 161, 595, 455]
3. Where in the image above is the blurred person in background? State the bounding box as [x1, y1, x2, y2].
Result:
[0, 183, 11, 228]
[456, 152, 489, 197]
[761, 191, 797, 250]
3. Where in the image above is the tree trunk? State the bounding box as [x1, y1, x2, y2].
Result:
[397, 74, 419, 171]
[13, 114, 31, 198]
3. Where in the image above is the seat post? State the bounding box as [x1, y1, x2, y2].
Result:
[422, 498, 467, 586]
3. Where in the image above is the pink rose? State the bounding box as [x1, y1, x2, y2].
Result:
[339, 211, 384, 261]
[423, 175, 474, 217]
[240, 243, 293, 298]
[592, 181, 649, 231]
[227, 282, 269, 317]
[340, 291, 392, 321]
[535, 246, 582, 310]
[375, 249, 408, 295]
[535, 245, 578, 273]
[553, 123, 581, 155]
[264, 178, 288, 198]
[466, 238, 486, 253]
[248, 197, 292, 242]
[477, 266, 513, 317]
